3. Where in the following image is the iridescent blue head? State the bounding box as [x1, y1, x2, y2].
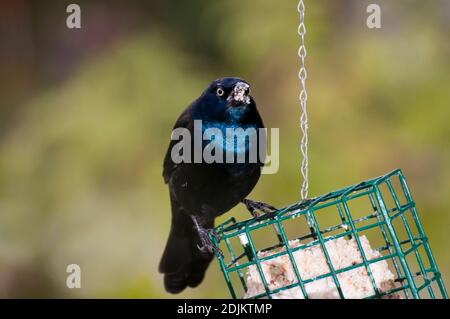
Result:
[195, 77, 254, 123]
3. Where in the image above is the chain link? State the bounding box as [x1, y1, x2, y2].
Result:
[298, 0, 309, 200]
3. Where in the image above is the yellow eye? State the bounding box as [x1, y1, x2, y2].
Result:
[216, 88, 224, 96]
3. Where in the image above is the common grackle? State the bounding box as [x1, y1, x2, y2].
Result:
[159, 77, 274, 294]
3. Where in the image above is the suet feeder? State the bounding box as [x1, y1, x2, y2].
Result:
[210, 169, 448, 299]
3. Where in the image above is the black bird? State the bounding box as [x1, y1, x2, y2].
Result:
[159, 77, 274, 293]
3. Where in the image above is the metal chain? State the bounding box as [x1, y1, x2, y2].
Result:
[298, 0, 309, 200]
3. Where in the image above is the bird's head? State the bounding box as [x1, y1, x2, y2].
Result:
[199, 77, 254, 121]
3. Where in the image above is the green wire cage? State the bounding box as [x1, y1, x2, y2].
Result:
[210, 169, 448, 299]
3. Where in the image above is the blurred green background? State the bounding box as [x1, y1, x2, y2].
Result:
[0, 0, 449, 298]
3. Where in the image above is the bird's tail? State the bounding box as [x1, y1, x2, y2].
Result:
[159, 201, 214, 294]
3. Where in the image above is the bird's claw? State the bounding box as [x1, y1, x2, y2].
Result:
[196, 226, 224, 258]
[259, 210, 277, 221]
[208, 228, 221, 242]
[242, 199, 277, 218]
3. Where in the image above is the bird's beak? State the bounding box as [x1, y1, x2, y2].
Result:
[227, 82, 251, 106]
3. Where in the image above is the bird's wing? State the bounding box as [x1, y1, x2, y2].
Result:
[162, 107, 194, 184]
[250, 102, 266, 167]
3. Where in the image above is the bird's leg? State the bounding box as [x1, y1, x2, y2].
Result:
[191, 216, 223, 258]
[242, 199, 277, 218]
